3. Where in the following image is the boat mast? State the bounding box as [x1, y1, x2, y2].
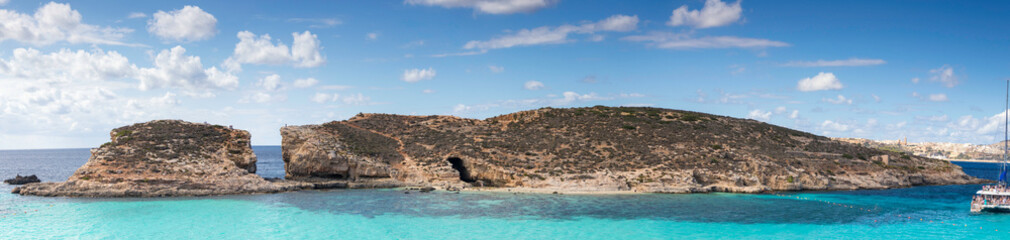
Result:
[1004, 79, 1008, 186]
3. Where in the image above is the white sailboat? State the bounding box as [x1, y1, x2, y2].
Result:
[970, 80, 1010, 213]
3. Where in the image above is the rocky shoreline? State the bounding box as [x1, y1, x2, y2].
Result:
[11, 107, 989, 197]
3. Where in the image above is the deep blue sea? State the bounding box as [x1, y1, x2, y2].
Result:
[1, 147, 1008, 239]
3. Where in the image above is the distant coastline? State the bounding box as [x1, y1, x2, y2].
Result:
[947, 159, 1004, 164]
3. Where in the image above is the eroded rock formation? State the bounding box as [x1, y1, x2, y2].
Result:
[282, 106, 985, 193]
[13, 120, 310, 197]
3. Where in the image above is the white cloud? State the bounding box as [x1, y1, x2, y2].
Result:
[774, 106, 787, 114]
[137, 46, 238, 92]
[0, 46, 235, 97]
[928, 93, 949, 102]
[788, 110, 799, 119]
[0, 2, 134, 46]
[127, 12, 147, 19]
[823, 95, 852, 105]
[405, 0, 558, 14]
[402, 68, 436, 82]
[619, 93, 645, 98]
[782, 58, 886, 67]
[0, 48, 134, 84]
[524, 80, 544, 90]
[291, 31, 326, 67]
[929, 65, 958, 88]
[293, 78, 319, 88]
[422, 89, 436, 94]
[556, 91, 608, 105]
[911, 77, 920, 84]
[258, 74, 282, 91]
[147, 5, 217, 42]
[668, 0, 742, 29]
[747, 109, 771, 121]
[821, 120, 850, 132]
[872, 94, 881, 103]
[225, 31, 326, 71]
[341, 93, 371, 105]
[0, 0, 8, 6]
[463, 14, 638, 51]
[367, 32, 379, 40]
[311, 93, 339, 103]
[917, 115, 949, 122]
[489, 65, 505, 73]
[622, 32, 788, 49]
[797, 72, 843, 92]
[453, 104, 472, 113]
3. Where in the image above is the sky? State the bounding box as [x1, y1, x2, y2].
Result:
[2, 0, 1010, 149]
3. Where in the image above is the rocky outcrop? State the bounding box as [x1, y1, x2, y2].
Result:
[282, 106, 986, 193]
[13, 120, 311, 197]
[4, 175, 40, 185]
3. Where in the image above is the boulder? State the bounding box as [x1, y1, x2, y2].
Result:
[4, 175, 40, 185]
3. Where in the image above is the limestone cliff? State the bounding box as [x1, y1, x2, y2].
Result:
[14, 120, 310, 197]
[282, 106, 985, 193]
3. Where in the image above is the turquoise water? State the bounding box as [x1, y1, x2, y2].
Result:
[2, 147, 1009, 239]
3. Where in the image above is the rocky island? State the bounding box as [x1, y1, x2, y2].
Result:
[13, 120, 310, 197]
[282, 106, 984, 193]
[11, 106, 986, 197]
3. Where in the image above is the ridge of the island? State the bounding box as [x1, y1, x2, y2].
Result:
[12, 106, 986, 197]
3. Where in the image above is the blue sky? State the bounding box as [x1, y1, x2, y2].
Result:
[1, 0, 1009, 149]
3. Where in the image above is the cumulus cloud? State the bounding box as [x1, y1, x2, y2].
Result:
[789, 110, 799, 119]
[147, 5, 217, 42]
[137, 46, 238, 92]
[0, 47, 232, 143]
[823, 95, 852, 105]
[621, 32, 788, 49]
[462, 14, 638, 51]
[366, 32, 379, 40]
[402, 68, 436, 82]
[928, 93, 949, 102]
[257, 74, 282, 91]
[405, 0, 558, 14]
[524, 80, 544, 90]
[797, 72, 843, 92]
[747, 109, 771, 121]
[668, 0, 742, 28]
[929, 65, 958, 88]
[0, 46, 235, 96]
[0, 2, 135, 46]
[293, 78, 319, 88]
[782, 58, 886, 67]
[225, 31, 326, 71]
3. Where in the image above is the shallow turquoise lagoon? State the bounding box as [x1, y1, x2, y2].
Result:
[2, 147, 1008, 239]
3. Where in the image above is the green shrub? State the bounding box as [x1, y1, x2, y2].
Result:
[115, 130, 133, 137]
[842, 154, 854, 159]
[786, 175, 794, 183]
[711, 144, 723, 150]
[622, 125, 636, 130]
[680, 113, 701, 122]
